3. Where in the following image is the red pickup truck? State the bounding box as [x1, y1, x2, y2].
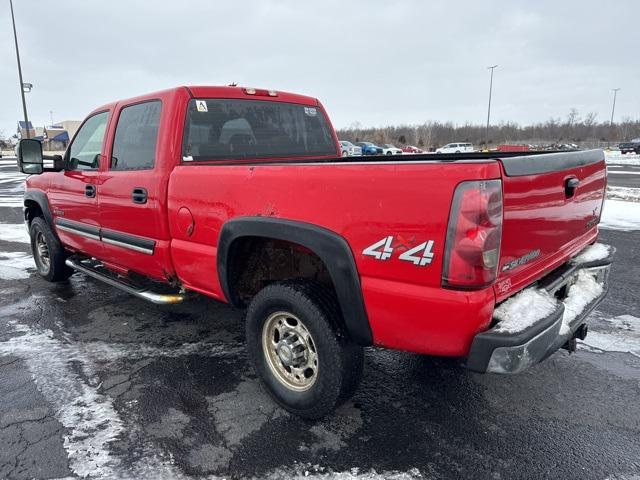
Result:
[16, 86, 613, 418]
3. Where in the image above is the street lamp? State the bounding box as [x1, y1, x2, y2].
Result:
[610, 88, 620, 126]
[486, 65, 498, 143]
[9, 0, 31, 139]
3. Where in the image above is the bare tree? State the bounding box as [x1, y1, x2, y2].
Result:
[337, 117, 640, 149]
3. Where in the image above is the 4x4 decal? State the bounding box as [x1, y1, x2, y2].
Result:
[363, 236, 435, 266]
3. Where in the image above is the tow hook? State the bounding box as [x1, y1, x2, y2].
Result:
[575, 324, 588, 341]
[562, 338, 577, 353]
[562, 324, 588, 353]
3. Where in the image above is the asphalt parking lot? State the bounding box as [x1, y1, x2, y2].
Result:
[0, 157, 639, 480]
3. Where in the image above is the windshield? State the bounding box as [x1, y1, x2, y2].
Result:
[182, 99, 337, 161]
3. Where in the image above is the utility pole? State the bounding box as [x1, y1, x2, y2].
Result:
[9, 0, 30, 139]
[486, 65, 498, 144]
[610, 88, 620, 126]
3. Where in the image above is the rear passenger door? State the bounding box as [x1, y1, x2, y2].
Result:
[97, 100, 171, 280]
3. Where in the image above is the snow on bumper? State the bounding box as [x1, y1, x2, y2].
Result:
[466, 243, 615, 374]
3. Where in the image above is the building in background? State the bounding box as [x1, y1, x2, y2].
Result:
[44, 125, 70, 151]
[17, 121, 35, 139]
[57, 120, 81, 140]
[16, 119, 81, 151]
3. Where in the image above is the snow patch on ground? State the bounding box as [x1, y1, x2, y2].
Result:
[559, 270, 603, 335]
[265, 465, 423, 480]
[0, 314, 242, 479]
[605, 151, 640, 166]
[0, 324, 125, 477]
[0, 315, 422, 480]
[573, 243, 611, 264]
[600, 200, 640, 231]
[0, 223, 30, 243]
[606, 186, 640, 203]
[493, 288, 558, 333]
[580, 312, 640, 358]
[0, 251, 34, 279]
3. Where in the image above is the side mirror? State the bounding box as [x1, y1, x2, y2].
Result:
[17, 139, 44, 175]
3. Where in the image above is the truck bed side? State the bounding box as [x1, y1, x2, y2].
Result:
[168, 160, 503, 356]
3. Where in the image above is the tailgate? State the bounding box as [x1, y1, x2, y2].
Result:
[495, 150, 606, 301]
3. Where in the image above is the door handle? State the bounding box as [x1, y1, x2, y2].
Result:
[132, 187, 148, 204]
[85, 185, 96, 198]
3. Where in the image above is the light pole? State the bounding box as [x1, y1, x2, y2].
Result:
[610, 88, 620, 126]
[9, 0, 31, 139]
[486, 65, 498, 143]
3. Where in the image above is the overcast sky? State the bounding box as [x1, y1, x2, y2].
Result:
[1, 0, 639, 136]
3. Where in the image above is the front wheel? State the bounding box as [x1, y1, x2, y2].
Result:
[29, 217, 73, 282]
[246, 280, 364, 419]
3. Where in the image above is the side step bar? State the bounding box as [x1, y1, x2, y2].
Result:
[65, 256, 187, 305]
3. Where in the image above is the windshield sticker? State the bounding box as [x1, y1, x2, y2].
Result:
[196, 100, 208, 112]
[304, 107, 317, 117]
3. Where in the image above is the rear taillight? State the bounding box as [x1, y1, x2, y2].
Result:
[442, 179, 503, 289]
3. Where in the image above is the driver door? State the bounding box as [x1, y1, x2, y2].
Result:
[48, 110, 110, 259]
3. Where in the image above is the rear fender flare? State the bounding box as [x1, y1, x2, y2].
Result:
[217, 217, 373, 346]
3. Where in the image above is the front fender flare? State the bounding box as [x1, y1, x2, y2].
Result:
[23, 190, 59, 241]
[217, 217, 373, 346]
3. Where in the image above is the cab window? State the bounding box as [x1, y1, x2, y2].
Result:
[67, 112, 109, 170]
[111, 101, 162, 170]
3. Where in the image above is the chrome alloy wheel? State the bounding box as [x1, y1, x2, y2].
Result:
[262, 311, 319, 391]
[35, 231, 50, 273]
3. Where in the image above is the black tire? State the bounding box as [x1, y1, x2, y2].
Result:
[246, 280, 364, 419]
[29, 216, 73, 282]
[342, 151, 348, 157]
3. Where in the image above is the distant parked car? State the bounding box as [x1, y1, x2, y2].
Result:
[354, 142, 380, 155]
[401, 145, 424, 154]
[619, 140, 640, 154]
[436, 142, 475, 154]
[381, 144, 403, 155]
[339, 140, 362, 157]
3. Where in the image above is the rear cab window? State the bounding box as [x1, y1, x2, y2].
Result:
[182, 99, 337, 161]
[111, 101, 162, 170]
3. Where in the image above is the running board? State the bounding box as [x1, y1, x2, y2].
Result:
[65, 256, 186, 305]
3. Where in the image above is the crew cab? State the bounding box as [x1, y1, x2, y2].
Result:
[17, 86, 613, 419]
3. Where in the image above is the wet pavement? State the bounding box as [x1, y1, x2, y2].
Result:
[0, 158, 639, 479]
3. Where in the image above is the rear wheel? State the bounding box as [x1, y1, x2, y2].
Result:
[29, 217, 73, 282]
[246, 280, 363, 419]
